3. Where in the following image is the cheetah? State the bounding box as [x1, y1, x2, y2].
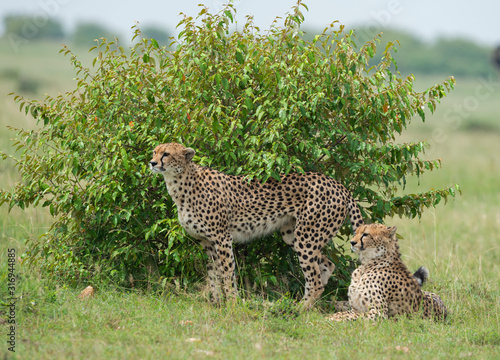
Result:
[149, 142, 364, 308]
[327, 223, 447, 321]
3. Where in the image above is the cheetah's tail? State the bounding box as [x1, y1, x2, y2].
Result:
[347, 192, 364, 233]
[413, 266, 430, 287]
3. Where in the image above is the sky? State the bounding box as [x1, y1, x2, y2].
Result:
[0, 0, 499, 46]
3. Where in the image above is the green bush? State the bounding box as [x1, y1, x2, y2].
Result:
[1, 3, 458, 297]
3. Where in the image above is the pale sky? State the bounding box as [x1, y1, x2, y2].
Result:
[0, 0, 499, 46]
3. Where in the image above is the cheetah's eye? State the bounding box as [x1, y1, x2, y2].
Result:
[162, 152, 169, 158]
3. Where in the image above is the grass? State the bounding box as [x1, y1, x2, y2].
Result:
[1, 38, 499, 359]
[1, 276, 498, 359]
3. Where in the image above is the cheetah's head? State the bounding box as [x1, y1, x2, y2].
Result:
[150, 143, 195, 177]
[350, 224, 399, 263]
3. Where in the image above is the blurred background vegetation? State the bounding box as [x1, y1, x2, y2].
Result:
[2, 12, 497, 77]
[1, 8, 498, 257]
[0, 6, 498, 357]
[3, 14, 171, 47]
[0, 10, 498, 285]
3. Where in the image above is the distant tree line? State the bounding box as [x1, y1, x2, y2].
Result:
[2, 14, 496, 77]
[355, 28, 496, 78]
[2, 14, 171, 47]
[304, 27, 497, 78]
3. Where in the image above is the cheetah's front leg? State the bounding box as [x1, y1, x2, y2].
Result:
[214, 233, 238, 301]
[326, 309, 362, 321]
[328, 301, 388, 321]
[200, 239, 223, 304]
[327, 308, 387, 321]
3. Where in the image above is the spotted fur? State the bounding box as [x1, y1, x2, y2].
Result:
[327, 224, 447, 321]
[150, 142, 364, 308]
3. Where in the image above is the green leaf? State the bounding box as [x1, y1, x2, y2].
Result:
[235, 51, 244, 64]
[224, 10, 233, 22]
[212, 118, 220, 134]
[121, 148, 130, 171]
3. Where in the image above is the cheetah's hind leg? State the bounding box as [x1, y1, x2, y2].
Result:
[422, 291, 448, 320]
[319, 254, 335, 286]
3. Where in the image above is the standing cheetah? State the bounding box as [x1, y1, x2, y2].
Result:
[327, 224, 447, 321]
[150, 143, 364, 308]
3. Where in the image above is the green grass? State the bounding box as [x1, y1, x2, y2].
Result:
[1, 275, 498, 359]
[1, 39, 499, 359]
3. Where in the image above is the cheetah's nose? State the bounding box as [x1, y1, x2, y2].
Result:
[150, 161, 158, 167]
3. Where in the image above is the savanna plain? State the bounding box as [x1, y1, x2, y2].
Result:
[0, 40, 499, 359]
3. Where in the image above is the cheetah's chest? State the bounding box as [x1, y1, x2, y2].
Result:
[177, 207, 208, 240]
[348, 272, 371, 312]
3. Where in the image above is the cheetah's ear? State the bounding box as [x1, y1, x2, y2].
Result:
[387, 226, 397, 237]
[184, 148, 195, 161]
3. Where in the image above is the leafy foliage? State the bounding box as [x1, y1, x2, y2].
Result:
[1, 2, 458, 297]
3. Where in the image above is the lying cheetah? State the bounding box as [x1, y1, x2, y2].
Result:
[150, 143, 364, 308]
[327, 224, 447, 321]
